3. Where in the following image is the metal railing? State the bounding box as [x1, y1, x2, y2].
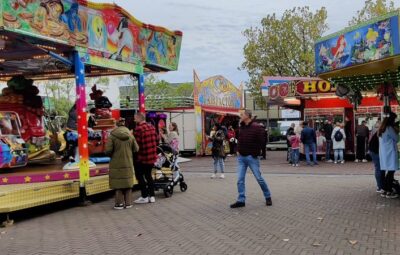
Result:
[120, 96, 194, 110]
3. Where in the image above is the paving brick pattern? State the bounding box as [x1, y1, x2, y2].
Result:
[1, 154, 400, 254]
[190, 151, 376, 175]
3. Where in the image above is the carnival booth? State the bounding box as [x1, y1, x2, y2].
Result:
[314, 11, 400, 157]
[0, 0, 182, 216]
[261, 75, 398, 156]
[193, 71, 243, 156]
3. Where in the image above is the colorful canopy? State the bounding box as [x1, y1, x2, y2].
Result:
[315, 11, 400, 88]
[0, 0, 182, 80]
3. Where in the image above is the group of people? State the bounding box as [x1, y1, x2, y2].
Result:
[369, 112, 399, 198]
[286, 118, 374, 166]
[106, 113, 181, 209]
[285, 113, 399, 198]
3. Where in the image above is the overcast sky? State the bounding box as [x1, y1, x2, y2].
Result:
[91, 0, 399, 86]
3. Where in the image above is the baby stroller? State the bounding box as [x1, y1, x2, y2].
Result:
[153, 143, 187, 197]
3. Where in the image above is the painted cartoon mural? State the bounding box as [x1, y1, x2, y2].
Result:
[195, 76, 242, 109]
[1, 0, 182, 71]
[315, 14, 400, 74]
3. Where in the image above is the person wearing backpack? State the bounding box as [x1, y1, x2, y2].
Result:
[331, 122, 346, 164]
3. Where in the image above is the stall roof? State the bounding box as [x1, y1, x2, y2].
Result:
[0, 0, 183, 80]
[315, 11, 400, 83]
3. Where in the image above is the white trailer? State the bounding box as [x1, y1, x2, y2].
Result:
[166, 109, 196, 155]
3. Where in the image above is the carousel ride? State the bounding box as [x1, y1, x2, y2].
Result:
[0, 0, 182, 218]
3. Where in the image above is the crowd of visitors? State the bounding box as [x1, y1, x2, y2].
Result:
[104, 106, 400, 210]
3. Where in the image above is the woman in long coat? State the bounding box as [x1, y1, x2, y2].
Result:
[105, 118, 139, 209]
[379, 112, 399, 199]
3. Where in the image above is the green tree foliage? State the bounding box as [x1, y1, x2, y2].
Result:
[119, 74, 194, 109]
[39, 77, 111, 117]
[241, 7, 328, 109]
[349, 0, 397, 26]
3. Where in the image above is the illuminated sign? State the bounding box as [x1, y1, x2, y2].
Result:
[296, 80, 335, 95]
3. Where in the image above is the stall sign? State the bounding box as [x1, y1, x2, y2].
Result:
[355, 107, 369, 114]
[296, 80, 335, 95]
[315, 13, 400, 74]
[194, 75, 242, 109]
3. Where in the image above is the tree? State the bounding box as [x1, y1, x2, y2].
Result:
[349, 0, 397, 26]
[118, 74, 194, 109]
[241, 7, 328, 109]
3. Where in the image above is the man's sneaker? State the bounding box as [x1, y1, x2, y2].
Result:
[134, 197, 149, 204]
[376, 189, 384, 194]
[341, 161, 345, 164]
[386, 193, 398, 199]
[355, 159, 359, 163]
[266, 197, 272, 206]
[327, 160, 333, 163]
[211, 174, 216, 179]
[334, 161, 338, 164]
[313, 162, 319, 166]
[381, 192, 387, 198]
[230, 201, 245, 208]
[125, 204, 133, 209]
[220, 174, 225, 179]
[292, 164, 295, 167]
[362, 159, 368, 163]
[114, 204, 124, 210]
[295, 164, 299, 167]
[149, 197, 156, 203]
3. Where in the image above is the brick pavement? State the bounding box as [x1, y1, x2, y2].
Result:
[1, 155, 400, 254]
[188, 151, 376, 175]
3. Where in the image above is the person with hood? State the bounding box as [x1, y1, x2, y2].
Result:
[105, 118, 139, 210]
[379, 112, 399, 199]
[331, 122, 346, 164]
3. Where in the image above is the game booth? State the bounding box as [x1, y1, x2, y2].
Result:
[0, 0, 182, 218]
[261, 75, 399, 157]
[193, 72, 243, 156]
[313, 11, 400, 157]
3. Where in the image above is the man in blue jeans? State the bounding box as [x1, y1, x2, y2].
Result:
[230, 110, 272, 208]
[301, 121, 318, 166]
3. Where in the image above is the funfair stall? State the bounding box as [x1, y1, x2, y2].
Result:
[0, 0, 182, 217]
[261, 76, 398, 156]
[314, 11, 400, 157]
[193, 71, 243, 156]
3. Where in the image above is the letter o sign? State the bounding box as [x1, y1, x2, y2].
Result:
[318, 81, 331, 93]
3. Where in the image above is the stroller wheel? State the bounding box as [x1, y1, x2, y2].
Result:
[163, 185, 174, 198]
[180, 182, 188, 192]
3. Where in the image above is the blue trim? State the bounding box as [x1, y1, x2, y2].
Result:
[74, 51, 85, 85]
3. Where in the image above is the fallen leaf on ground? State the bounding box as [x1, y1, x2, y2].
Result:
[283, 239, 289, 242]
[383, 229, 388, 232]
[348, 240, 358, 245]
[136, 233, 142, 237]
[0, 231, 5, 235]
[312, 243, 322, 247]
[317, 217, 324, 221]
